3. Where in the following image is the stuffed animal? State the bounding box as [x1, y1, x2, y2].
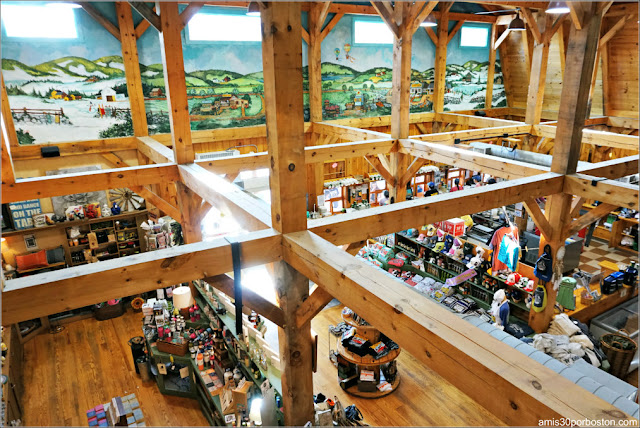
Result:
[453, 247, 465, 260]
[447, 238, 462, 257]
[111, 202, 121, 215]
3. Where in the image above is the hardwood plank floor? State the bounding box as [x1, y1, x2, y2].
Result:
[21, 305, 502, 426]
[311, 304, 503, 427]
[21, 309, 207, 427]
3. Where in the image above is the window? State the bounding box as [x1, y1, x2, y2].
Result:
[353, 19, 393, 45]
[1, 3, 78, 39]
[459, 25, 489, 48]
[187, 13, 261, 42]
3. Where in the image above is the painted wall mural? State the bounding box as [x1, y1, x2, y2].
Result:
[1, 4, 506, 145]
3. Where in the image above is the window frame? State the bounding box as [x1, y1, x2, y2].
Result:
[184, 7, 263, 45]
[351, 16, 395, 47]
[1, 2, 82, 42]
[458, 23, 491, 49]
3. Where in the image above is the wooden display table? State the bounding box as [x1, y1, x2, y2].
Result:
[567, 283, 638, 323]
[337, 312, 401, 398]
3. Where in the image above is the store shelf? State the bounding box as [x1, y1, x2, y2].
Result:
[193, 286, 283, 395]
[339, 374, 400, 398]
[2, 210, 147, 237]
[190, 360, 229, 426]
[337, 341, 400, 365]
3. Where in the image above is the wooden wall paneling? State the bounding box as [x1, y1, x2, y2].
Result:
[158, 2, 194, 164]
[604, 13, 639, 116]
[115, 2, 148, 136]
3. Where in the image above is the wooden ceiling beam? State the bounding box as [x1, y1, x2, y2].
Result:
[178, 163, 272, 231]
[371, 1, 400, 38]
[306, 138, 394, 164]
[295, 284, 333, 328]
[365, 154, 396, 187]
[1, 163, 179, 204]
[180, 2, 205, 29]
[137, 136, 176, 164]
[563, 174, 638, 210]
[134, 5, 155, 38]
[308, 173, 564, 245]
[319, 12, 344, 41]
[130, 1, 162, 32]
[410, 1, 438, 34]
[563, 202, 617, 237]
[523, 197, 552, 241]
[577, 156, 639, 180]
[1, 74, 20, 148]
[400, 138, 549, 180]
[281, 230, 633, 426]
[2, 229, 282, 325]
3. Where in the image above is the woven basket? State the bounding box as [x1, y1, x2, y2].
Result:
[600, 329, 637, 379]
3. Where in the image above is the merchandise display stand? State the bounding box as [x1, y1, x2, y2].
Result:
[337, 312, 401, 398]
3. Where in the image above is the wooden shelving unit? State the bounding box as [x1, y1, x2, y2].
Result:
[337, 312, 401, 398]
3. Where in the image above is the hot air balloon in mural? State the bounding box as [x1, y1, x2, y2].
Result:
[343, 43, 355, 63]
[334, 48, 340, 60]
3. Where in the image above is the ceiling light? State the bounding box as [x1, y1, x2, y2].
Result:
[546, 1, 570, 14]
[508, 11, 526, 31]
[246, 2, 260, 17]
[419, 15, 437, 27]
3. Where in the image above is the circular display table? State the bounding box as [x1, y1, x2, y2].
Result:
[337, 312, 401, 398]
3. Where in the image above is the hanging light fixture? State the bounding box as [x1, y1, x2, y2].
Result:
[546, 1, 570, 14]
[246, 2, 260, 17]
[508, 11, 526, 31]
[419, 15, 437, 27]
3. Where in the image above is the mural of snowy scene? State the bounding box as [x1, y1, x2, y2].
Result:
[1, 4, 505, 144]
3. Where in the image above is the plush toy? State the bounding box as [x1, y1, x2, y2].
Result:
[453, 247, 465, 260]
[417, 233, 426, 242]
[475, 247, 485, 259]
[443, 235, 454, 253]
[447, 237, 462, 257]
[466, 256, 482, 269]
[111, 202, 121, 215]
[85, 203, 100, 219]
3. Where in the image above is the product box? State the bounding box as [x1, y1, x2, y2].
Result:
[444, 218, 465, 237]
[87, 232, 99, 249]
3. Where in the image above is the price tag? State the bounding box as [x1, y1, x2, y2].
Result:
[224, 414, 236, 424]
[157, 363, 167, 375]
[179, 366, 190, 378]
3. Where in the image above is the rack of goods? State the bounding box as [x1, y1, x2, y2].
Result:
[394, 232, 532, 317]
[336, 308, 401, 398]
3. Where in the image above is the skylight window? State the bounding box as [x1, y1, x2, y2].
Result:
[460, 25, 489, 48]
[1, 3, 78, 39]
[187, 13, 261, 42]
[353, 19, 394, 45]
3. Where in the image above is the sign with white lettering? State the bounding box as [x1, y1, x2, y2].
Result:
[9, 199, 42, 230]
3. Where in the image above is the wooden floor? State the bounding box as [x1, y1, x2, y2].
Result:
[21, 305, 502, 426]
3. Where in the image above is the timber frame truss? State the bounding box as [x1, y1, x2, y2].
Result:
[1, 1, 638, 426]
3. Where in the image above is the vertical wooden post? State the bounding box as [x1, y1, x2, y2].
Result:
[558, 21, 567, 79]
[175, 181, 203, 243]
[600, 39, 609, 115]
[261, 3, 314, 425]
[529, 3, 602, 333]
[1, 74, 19, 148]
[1, 124, 16, 185]
[116, 2, 148, 137]
[307, 3, 327, 211]
[433, 3, 450, 115]
[485, 23, 497, 109]
[158, 2, 194, 164]
[389, 3, 413, 203]
[524, 14, 552, 127]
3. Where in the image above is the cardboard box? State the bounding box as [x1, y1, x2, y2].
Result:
[444, 218, 465, 237]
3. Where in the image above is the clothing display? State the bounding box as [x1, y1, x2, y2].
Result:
[489, 226, 519, 273]
[497, 234, 520, 272]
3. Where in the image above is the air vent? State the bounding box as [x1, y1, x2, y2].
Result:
[195, 150, 240, 161]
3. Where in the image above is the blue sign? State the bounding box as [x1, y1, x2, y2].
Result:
[9, 199, 42, 230]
